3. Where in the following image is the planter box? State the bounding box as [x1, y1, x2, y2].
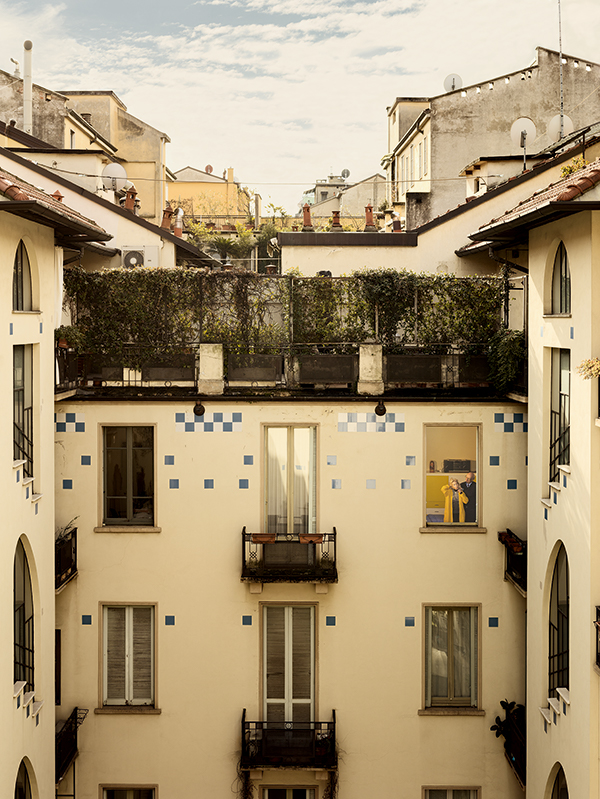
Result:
[228, 355, 282, 382]
[141, 353, 195, 382]
[251, 533, 276, 544]
[298, 355, 358, 384]
[459, 355, 489, 384]
[386, 354, 442, 383]
[299, 534, 323, 544]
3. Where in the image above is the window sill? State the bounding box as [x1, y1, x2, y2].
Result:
[418, 707, 485, 716]
[95, 706, 161, 715]
[94, 526, 161, 534]
[420, 526, 486, 534]
[542, 313, 572, 319]
[12, 309, 41, 315]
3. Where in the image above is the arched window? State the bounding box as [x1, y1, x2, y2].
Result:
[14, 540, 34, 692]
[14, 760, 32, 799]
[551, 242, 571, 314]
[13, 241, 32, 311]
[549, 544, 569, 694]
[551, 766, 569, 799]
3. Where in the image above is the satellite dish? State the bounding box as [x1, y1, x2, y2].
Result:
[547, 114, 574, 142]
[444, 73, 463, 92]
[341, 168, 350, 179]
[205, 165, 213, 174]
[102, 162, 128, 192]
[510, 117, 537, 149]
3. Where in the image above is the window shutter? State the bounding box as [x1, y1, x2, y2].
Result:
[105, 607, 126, 703]
[470, 607, 478, 707]
[265, 606, 285, 720]
[132, 606, 154, 704]
[424, 607, 432, 707]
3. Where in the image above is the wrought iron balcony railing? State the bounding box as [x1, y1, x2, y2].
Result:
[241, 527, 337, 583]
[241, 709, 336, 770]
[55, 707, 88, 784]
[55, 527, 77, 590]
[491, 701, 526, 788]
[498, 529, 527, 593]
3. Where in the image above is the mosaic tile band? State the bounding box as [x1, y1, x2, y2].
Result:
[338, 412, 405, 433]
[176, 411, 242, 433]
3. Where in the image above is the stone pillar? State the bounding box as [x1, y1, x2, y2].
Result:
[358, 344, 384, 395]
[198, 344, 224, 394]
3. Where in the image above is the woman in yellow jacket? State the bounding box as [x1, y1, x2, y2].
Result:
[441, 479, 469, 523]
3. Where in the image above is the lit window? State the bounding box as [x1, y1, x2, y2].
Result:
[104, 427, 154, 525]
[264, 605, 314, 722]
[550, 350, 570, 483]
[13, 241, 32, 311]
[103, 605, 155, 706]
[425, 607, 478, 707]
[425, 426, 478, 525]
[551, 242, 571, 314]
[14, 540, 34, 692]
[549, 545, 569, 695]
[265, 426, 316, 536]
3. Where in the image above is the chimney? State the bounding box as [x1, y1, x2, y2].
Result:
[81, 112, 92, 125]
[161, 203, 174, 229]
[23, 40, 33, 135]
[302, 203, 314, 232]
[363, 203, 377, 232]
[124, 185, 137, 212]
[51, 190, 64, 203]
[173, 208, 184, 238]
[331, 210, 343, 230]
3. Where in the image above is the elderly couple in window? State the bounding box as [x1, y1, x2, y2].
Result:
[441, 473, 476, 523]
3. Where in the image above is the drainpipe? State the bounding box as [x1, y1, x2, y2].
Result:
[23, 40, 33, 135]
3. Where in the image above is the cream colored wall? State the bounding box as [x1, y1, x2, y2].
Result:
[1, 219, 57, 798]
[20, 151, 111, 195]
[526, 211, 599, 798]
[171, 179, 249, 217]
[55, 397, 525, 798]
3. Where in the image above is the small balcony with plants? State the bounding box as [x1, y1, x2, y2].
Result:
[491, 700, 526, 788]
[55, 519, 78, 591]
[241, 527, 337, 584]
[498, 529, 527, 595]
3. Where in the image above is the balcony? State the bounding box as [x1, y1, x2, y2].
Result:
[491, 701, 526, 788]
[55, 707, 88, 784]
[241, 528, 337, 583]
[498, 529, 527, 594]
[241, 709, 336, 770]
[55, 527, 77, 591]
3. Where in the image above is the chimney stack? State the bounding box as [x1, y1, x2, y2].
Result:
[302, 203, 314, 232]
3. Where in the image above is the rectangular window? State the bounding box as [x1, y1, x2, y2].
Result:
[418, 141, 423, 179]
[423, 136, 428, 175]
[104, 791, 154, 799]
[550, 349, 570, 482]
[425, 426, 478, 525]
[425, 791, 478, 799]
[14, 345, 33, 478]
[425, 607, 478, 707]
[264, 605, 314, 722]
[263, 791, 315, 799]
[265, 427, 316, 536]
[400, 156, 405, 197]
[70, 129, 75, 149]
[103, 605, 154, 706]
[410, 146, 415, 184]
[104, 427, 154, 525]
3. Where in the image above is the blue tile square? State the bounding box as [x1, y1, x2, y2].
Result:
[337, 422, 348, 432]
[554, 492, 558, 504]
[184, 422, 195, 432]
[507, 480, 517, 490]
[348, 413, 357, 423]
[405, 617, 415, 627]
[75, 422, 85, 433]
[523, 423, 528, 433]
[332, 479, 341, 489]
[232, 412, 242, 423]
[570, 327, 574, 339]
[213, 412, 223, 422]
[504, 423, 514, 433]
[175, 412, 185, 423]
[357, 423, 367, 432]
[406, 456, 416, 466]
[16, 471, 20, 483]
[540, 326, 544, 337]
[544, 508, 548, 520]
[244, 455, 253, 465]
[9, 323, 13, 335]
[82, 615, 92, 625]
[525, 456, 528, 466]
[327, 455, 337, 466]
[395, 422, 405, 432]
[223, 422, 233, 432]
[81, 455, 91, 466]
[367, 413, 376, 423]
[514, 413, 523, 423]
[376, 422, 386, 432]
[63, 479, 73, 490]
[494, 413, 504, 423]
[66, 413, 76, 423]
[401, 479, 411, 489]
[169, 479, 179, 489]
[366, 479, 376, 489]
[203, 422, 214, 432]
[242, 615, 252, 626]
[25, 487, 29, 499]
[385, 413, 395, 422]
[165, 616, 175, 626]
[164, 455, 175, 465]
[490, 455, 500, 466]
[326, 616, 336, 626]
[35, 504, 38, 515]
[489, 617, 499, 628]
[39, 322, 43, 334]
[204, 479, 214, 489]
[56, 423, 66, 433]
[563, 474, 567, 488]
[239, 479, 249, 489]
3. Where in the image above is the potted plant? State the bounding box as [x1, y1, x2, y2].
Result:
[55, 325, 84, 350]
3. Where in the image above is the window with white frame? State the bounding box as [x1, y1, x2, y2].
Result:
[14, 344, 33, 479]
[264, 605, 314, 722]
[549, 349, 570, 483]
[425, 790, 478, 799]
[423, 136, 428, 176]
[425, 606, 478, 707]
[425, 426, 478, 525]
[103, 605, 154, 706]
[263, 790, 315, 799]
[104, 427, 154, 525]
[103, 791, 154, 799]
[265, 426, 316, 536]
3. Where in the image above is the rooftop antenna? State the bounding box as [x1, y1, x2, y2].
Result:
[558, 0, 564, 139]
[510, 117, 537, 171]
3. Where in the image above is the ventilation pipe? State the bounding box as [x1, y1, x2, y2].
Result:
[173, 208, 184, 237]
[23, 40, 33, 135]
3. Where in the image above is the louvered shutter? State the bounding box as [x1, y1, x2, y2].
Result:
[265, 606, 285, 721]
[470, 607, 478, 707]
[292, 607, 312, 722]
[424, 606, 432, 707]
[105, 607, 126, 703]
[264, 606, 314, 722]
[132, 606, 154, 705]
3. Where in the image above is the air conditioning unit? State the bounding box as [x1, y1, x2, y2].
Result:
[121, 246, 159, 268]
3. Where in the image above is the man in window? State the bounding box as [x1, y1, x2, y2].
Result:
[460, 472, 477, 523]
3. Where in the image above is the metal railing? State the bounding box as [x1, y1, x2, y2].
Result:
[492, 701, 526, 787]
[550, 408, 570, 483]
[241, 708, 336, 770]
[56, 707, 88, 784]
[498, 530, 527, 593]
[241, 527, 337, 583]
[14, 407, 33, 478]
[55, 346, 80, 393]
[55, 528, 78, 590]
[14, 606, 34, 693]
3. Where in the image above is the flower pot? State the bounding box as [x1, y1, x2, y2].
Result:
[251, 533, 276, 544]
[299, 534, 323, 544]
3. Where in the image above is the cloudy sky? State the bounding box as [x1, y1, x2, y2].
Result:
[1, 0, 599, 213]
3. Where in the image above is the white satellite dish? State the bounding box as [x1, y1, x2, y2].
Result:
[101, 162, 128, 192]
[341, 168, 350, 179]
[510, 117, 537, 149]
[547, 114, 574, 142]
[444, 73, 463, 92]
